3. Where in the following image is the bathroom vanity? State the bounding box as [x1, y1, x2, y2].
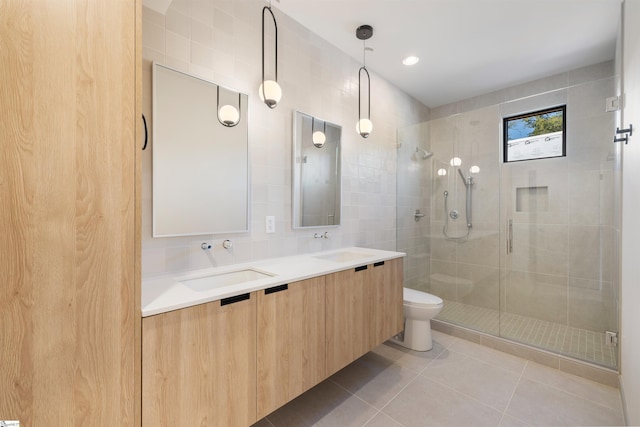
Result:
[141, 248, 404, 426]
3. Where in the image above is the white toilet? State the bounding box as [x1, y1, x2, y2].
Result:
[392, 287, 443, 351]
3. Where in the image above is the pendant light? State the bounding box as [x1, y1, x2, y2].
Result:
[259, 1, 281, 109]
[312, 117, 326, 148]
[356, 25, 373, 138]
[217, 86, 241, 127]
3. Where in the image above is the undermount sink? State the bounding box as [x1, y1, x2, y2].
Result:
[313, 251, 373, 263]
[180, 268, 274, 292]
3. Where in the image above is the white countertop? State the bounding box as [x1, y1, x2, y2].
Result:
[142, 247, 405, 317]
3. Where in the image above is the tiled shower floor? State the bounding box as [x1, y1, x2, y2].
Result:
[437, 300, 617, 369]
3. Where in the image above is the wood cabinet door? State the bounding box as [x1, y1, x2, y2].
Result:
[368, 258, 404, 348]
[142, 293, 257, 427]
[257, 277, 326, 418]
[0, 1, 140, 425]
[325, 266, 370, 376]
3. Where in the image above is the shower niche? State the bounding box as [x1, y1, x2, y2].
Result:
[515, 186, 549, 212]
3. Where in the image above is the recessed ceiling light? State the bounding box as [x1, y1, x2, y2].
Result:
[402, 55, 420, 66]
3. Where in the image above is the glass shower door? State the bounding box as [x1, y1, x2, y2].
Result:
[499, 85, 619, 369]
[427, 108, 502, 336]
[396, 66, 620, 371]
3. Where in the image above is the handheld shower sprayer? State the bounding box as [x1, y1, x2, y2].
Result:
[458, 168, 466, 185]
[443, 169, 474, 240]
[458, 168, 473, 187]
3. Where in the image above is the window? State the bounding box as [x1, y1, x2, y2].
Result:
[503, 106, 566, 162]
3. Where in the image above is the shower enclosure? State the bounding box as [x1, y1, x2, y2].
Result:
[396, 61, 621, 370]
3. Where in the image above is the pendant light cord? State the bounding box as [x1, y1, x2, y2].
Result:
[358, 39, 371, 123]
[354, 25, 373, 137]
[363, 39, 366, 68]
[262, 5, 278, 82]
[262, 3, 278, 101]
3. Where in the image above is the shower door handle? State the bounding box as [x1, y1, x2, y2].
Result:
[507, 219, 513, 254]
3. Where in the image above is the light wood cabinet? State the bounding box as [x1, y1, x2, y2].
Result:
[326, 259, 404, 376]
[141, 256, 403, 425]
[325, 265, 370, 376]
[257, 277, 326, 419]
[142, 293, 257, 427]
[368, 258, 404, 348]
[1, 1, 140, 425]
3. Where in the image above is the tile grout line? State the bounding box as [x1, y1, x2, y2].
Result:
[360, 338, 456, 426]
[417, 338, 523, 416]
[405, 335, 621, 424]
[327, 376, 385, 426]
[498, 360, 528, 426]
[359, 410, 383, 427]
[518, 370, 623, 413]
[262, 415, 276, 427]
[261, 331, 620, 426]
[443, 331, 620, 418]
[329, 359, 423, 427]
[414, 364, 510, 419]
[372, 365, 428, 426]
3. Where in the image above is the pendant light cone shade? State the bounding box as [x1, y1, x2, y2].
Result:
[217, 86, 241, 127]
[356, 25, 373, 139]
[258, 80, 282, 108]
[261, 5, 280, 109]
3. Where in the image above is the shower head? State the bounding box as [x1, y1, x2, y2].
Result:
[415, 148, 433, 160]
[458, 168, 474, 187]
[458, 168, 469, 187]
[458, 169, 467, 185]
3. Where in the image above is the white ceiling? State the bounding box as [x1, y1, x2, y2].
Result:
[143, 0, 622, 108]
[273, 0, 622, 108]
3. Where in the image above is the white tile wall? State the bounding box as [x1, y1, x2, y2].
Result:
[141, 1, 429, 278]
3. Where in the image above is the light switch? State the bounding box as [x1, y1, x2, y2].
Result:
[266, 216, 275, 233]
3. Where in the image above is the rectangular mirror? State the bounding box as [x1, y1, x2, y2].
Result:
[292, 111, 341, 228]
[153, 63, 249, 237]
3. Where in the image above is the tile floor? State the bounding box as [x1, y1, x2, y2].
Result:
[252, 331, 624, 427]
[438, 300, 617, 369]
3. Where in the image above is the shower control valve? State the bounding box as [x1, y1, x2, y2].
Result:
[449, 210, 459, 220]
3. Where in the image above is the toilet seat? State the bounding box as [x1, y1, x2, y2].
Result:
[403, 287, 443, 308]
